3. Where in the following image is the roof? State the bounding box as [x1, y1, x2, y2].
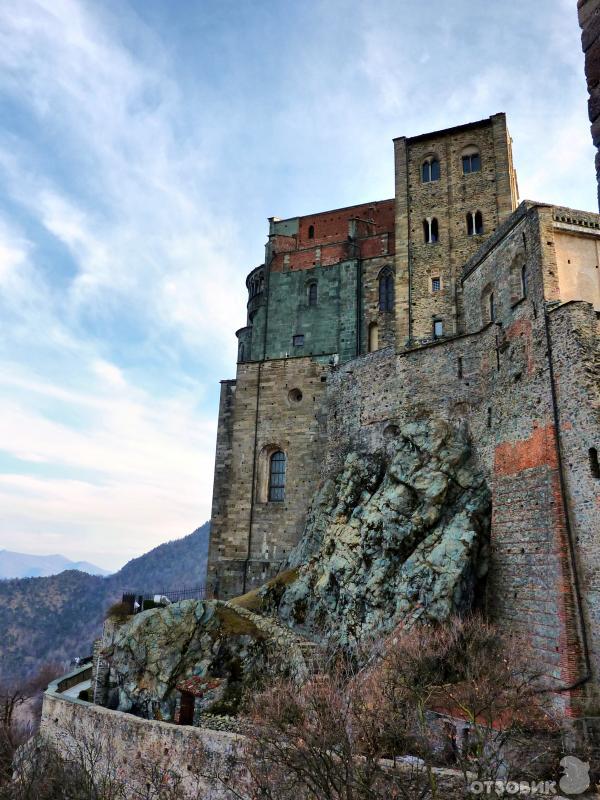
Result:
[397, 114, 503, 144]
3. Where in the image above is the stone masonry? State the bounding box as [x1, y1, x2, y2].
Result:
[208, 115, 600, 715]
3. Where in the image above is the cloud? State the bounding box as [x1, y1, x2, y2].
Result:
[0, 0, 595, 571]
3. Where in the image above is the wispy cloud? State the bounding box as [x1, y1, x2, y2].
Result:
[0, 0, 595, 568]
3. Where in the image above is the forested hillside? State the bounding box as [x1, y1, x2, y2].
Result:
[0, 523, 209, 683]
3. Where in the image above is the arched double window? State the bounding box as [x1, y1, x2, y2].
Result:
[421, 156, 440, 183]
[308, 281, 318, 307]
[423, 218, 439, 244]
[462, 146, 481, 175]
[269, 451, 286, 502]
[467, 211, 484, 236]
[378, 268, 394, 312]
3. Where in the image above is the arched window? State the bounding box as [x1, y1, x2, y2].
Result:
[368, 321, 379, 352]
[378, 268, 394, 312]
[481, 284, 495, 325]
[509, 252, 527, 305]
[423, 218, 439, 244]
[308, 282, 318, 307]
[308, 225, 315, 239]
[467, 211, 484, 236]
[269, 451, 286, 502]
[421, 156, 440, 183]
[489, 292, 495, 323]
[238, 342, 244, 362]
[462, 146, 481, 175]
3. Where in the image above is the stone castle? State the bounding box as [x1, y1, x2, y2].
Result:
[207, 111, 600, 714]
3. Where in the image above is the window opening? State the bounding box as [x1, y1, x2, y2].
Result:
[269, 451, 286, 502]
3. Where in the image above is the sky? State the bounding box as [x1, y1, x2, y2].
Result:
[0, 0, 595, 571]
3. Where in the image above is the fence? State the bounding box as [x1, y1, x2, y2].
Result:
[121, 584, 208, 613]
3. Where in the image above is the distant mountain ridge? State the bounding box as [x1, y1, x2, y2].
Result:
[0, 523, 210, 683]
[0, 550, 111, 579]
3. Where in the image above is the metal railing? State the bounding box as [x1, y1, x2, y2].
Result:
[121, 584, 207, 613]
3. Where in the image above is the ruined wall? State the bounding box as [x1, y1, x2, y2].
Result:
[208, 356, 330, 598]
[393, 114, 518, 344]
[579, 0, 600, 209]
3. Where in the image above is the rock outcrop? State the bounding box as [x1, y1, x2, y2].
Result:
[264, 419, 491, 645]
[106, 419, 491, 719]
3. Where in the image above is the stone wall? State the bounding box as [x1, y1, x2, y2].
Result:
[40, 690, 237, 800]
[322, 290, 598, 714]
[579, 0, 600, 209]
[208, 355, 330, 598]
[393, 114, 518, 344]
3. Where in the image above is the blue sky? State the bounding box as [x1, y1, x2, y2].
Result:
[0, 0, 594, 571]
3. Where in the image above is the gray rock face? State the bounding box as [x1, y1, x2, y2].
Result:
[105, 419, 490, 718]
[268, 419, 491, 645]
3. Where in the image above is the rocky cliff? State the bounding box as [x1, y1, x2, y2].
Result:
[106, 420, 491, 720]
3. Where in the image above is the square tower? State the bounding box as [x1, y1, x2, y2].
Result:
[393, 113, 518, 344]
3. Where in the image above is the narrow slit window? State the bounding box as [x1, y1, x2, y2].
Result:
[269, 451, 286, 502]
[590, 447, 600, 479]
[378, 269, 394, 311]
[475, 211, 484, 234]
[308, 282, 318, 306]
[521, 264, 528, 298]
[489, 292, 495, 323]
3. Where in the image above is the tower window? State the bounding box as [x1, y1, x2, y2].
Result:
[308, 225, 315, 239]
[467, 211, 484, 236]
[489, 292, 495, 323]
[431, 276, 441, 292]
[238, 343, 244, 362]
[293, 334, 304, 347]
[378, 268, 394, 312]
[590, 448, 600, 479]
[423, 218, 439, 244]
[368, 321, 379, 352]
[269, 451, 286, 502]
[521, 264, 528, 299]
[308, 282, 318, 306]
[421, 157, 440, 183]
[462, 150, 481, 174]
[433, 319, 443, 338]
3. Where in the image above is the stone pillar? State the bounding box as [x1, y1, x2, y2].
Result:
[393, 136, 411, 345]
[578, 0, 600, 209]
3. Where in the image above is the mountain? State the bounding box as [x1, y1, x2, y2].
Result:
[0, 550, 111, 579]
[0, 523, 210, 684]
